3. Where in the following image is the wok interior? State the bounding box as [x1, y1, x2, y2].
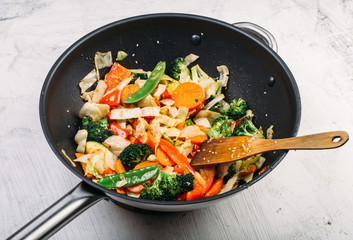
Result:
[42, 15, 300, 195]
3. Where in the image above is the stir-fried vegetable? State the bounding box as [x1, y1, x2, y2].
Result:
[123, 61, 166, 104]
[73, 52, 271, 201]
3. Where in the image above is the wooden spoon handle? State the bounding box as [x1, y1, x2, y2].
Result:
[257, 131, 349, 152]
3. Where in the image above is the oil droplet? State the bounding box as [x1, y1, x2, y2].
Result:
[268, 76, 275, 87]
[191, 34, 201, 45]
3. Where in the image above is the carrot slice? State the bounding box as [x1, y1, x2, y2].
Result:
[156, 147, 175, 166]
[103, 168, 116, 177]
[176, 121, 185, 130]
[172, 82, 205, 110]
[159, 139, 195, 174]
[105, 62, 131, 91]
[114, 159, 126, 174]
[116, 187, 127, 195]
[186, 165, 215, 201]
[127, 180, 151, 194]
[121, 84, 140, 108]
[146, 133, 157, 151]
[204, 178, 223, 198]
[189, 135, 208, 145]
[133, 161, 161, 170]
[75, 153, 85, 158]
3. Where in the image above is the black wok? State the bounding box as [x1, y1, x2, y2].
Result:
[8, 13, 301, 239]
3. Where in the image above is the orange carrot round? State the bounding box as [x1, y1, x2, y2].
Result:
[121, 84, 140, 108]
[156, 147, 175, 166]
[172, 82, 205, 110]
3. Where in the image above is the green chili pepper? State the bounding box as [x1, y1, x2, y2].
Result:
[122, 61, 166, 104]
[97, 164, 160, 188]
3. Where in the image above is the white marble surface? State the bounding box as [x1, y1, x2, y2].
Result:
[1, 0, 353, 239]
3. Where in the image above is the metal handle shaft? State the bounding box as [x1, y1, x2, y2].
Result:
[7, 181, 106, 240]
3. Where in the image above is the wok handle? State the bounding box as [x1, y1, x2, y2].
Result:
[7, 181, 107, 240]
[233, 22, 278, 52]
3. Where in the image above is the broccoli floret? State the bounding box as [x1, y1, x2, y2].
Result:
[185, 118, 194, 126]
[207, 116, 232, 139]
[191, 64, 209, 82]
[226, 98, 248, 120]
[81, 116, 114, 143]
[119, 143, 154, 169]
[140, 171, 194, 201]
[233, 116, 265, 139]
[170, 57, 191, 81]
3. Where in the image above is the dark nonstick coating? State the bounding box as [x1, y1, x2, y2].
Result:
[40, 13, 301, 208]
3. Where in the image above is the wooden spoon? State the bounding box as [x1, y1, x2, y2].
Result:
[190, 131, 349, 166]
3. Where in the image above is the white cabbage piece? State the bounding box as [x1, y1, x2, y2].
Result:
[94, 51, 113, 80]
[74, 129, 88, 153]
[217, 65, 229, 87]
[204, 94, 225, 110]
[184, 53, 199, 66]
[81, 91, 93, 102]
[165, 127, 181, 138]
[135, 79, 146, 89]
[103, 135, 131, 156]
[175, 106, 188, 121]
[91, 80, 108, 103]
[156, 115, 182, 127]
[266, 125, 274, 139]
[168, 106, 179, 118]
[104, 149, 117, 170]
[198, 78, 221, 99]
[255, 156, 266, 169]
[79, 102, 110, 121]
[219, 173, 239, 194]
[195, 110, 222, 124]
[178, 140, 193, 157]
[79, 69, 97, 94]
[216, 162, 234, 179]
[135, 118, 148, 143]
[74, 153, 94, 164]
[84, 150, 106, 178]
[141, 107, 160, 117]
[159, 99, 175, 106]
[193, 117, 211, 128]
[117, 76, 133, 90]
[180, 125, 206, 139]
[153, 84, 167, 100]
[137, 94, 158, 107]
[110, 107, 160, 120]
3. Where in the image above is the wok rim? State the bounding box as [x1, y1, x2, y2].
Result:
[39, 13, 301, 207]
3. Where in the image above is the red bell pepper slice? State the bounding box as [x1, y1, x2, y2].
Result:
[99, 88, 121, 107]
[109, 122, 130, 139]
[104, 62, 131, 91]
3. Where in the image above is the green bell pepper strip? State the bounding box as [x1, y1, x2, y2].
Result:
[122, 61, 166, 104]
[97, 164, 160, 188]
